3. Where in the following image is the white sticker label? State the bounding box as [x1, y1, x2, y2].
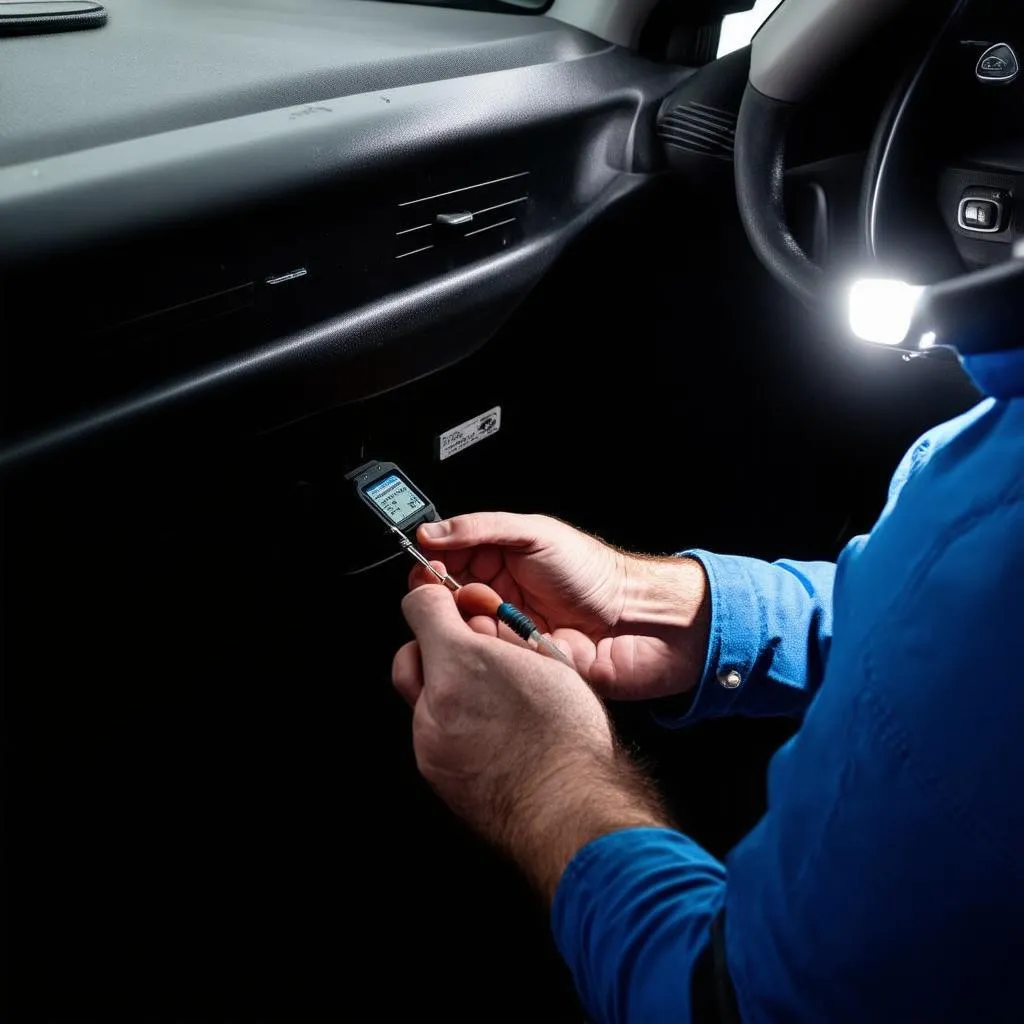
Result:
[437, 406, 502, 461]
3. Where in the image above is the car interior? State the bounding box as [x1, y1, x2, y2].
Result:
[1, 0, 1015, 1018]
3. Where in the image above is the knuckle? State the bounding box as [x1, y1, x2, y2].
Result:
[440, 514, 477, 546]
[460, 515, 486, 543]
[430, 683, 462, 718]
[526, 512, 556, 534]
[391, 655, 410, 688]
[403, 583, 438, 611]
[433, 641, 491, 707]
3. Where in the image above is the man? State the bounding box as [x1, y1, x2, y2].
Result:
[392, 369, 1024, 1021]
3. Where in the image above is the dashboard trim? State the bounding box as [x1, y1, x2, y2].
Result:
[0, 175, 646, 472]
[0, 48, 680, 262]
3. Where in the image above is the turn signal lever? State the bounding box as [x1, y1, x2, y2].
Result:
[910, 254, 1024, 358]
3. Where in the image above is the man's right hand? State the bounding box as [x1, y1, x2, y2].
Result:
[414, 513, 711, 702]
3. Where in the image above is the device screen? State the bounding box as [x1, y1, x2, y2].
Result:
[364, 473, 427, 525]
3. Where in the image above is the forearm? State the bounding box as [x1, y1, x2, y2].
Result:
[499, 748, 672, 903]
[492, 745, 728, 1024]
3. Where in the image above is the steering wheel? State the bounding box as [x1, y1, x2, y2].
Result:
[734, 0, 967, 311]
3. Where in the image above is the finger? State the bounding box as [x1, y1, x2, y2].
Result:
[466, 615, 500, 638]
[459, 583, 549, 650]
[548, 629, 599, 676]
[467, 546, 504, 585]
[465, 615, 534, 649]
[585, 635, 674, 700]
[447, 555, 525, 606]
[407, 560, 450, 591]
[428, 546, 474, 577]
[418, 513, 548, 553]
[587, 636, 620, 692]
[455, 582, 503, 619]
[392, 641, 425, 707]
[486, 566, 525, 608]
[400, 584, 470, 657]
[454, 584, 527, 646]
[539, 633, 572, 663]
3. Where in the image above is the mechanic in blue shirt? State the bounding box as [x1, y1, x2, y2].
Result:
[391, 344, 1024, 1023]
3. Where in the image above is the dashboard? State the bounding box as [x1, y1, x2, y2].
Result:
[0, 0, 684, 468]
[4, 0, 1019, 474]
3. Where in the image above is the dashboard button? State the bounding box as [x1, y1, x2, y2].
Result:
[958, 195, 1006, 234]
[977, 43, 1019, 85]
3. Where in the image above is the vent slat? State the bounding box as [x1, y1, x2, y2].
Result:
[399, 171, 529, 208]
[659, 111, 733, 137]
[658, 101, 736, 158]
[465, 216, 517, 238]
[660, 133, 715, 153]
[394, 172, 529, 260]
[659, 123, 726, 147]
[660, 117, 733, 146]
[472, 194, 529, 217]
[395, 244, 435, 260]
[687, 102, 738, 128]
[663, 108, 735, 133]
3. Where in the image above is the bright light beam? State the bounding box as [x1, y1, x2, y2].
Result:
[849, 279, 925, 346]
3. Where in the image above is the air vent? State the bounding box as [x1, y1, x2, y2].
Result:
[394, 171, 531, 262]
[657, 101, 736, 159]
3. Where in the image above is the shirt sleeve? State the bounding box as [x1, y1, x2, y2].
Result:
[658, 404, 981, 730]
[551, 827, 726, 1024]
[655, 551, 836, 727]
[551, 405, 1002, 1024]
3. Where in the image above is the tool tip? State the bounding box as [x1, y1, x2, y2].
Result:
[532, 632, 574, 669]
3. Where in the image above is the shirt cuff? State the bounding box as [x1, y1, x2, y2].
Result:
[654, 551, 765, 729]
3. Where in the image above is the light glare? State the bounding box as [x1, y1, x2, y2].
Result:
[717, 0, 785, 58]
[849, 279, 925, 346]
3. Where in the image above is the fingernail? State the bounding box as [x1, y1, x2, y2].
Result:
[420, 521, 450, 540]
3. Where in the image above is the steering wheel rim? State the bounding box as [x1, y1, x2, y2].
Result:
[734, 0, 966, 308]
[860, 0, 971, 270]
[734, 85, 821, 308]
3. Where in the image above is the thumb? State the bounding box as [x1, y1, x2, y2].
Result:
[418, 512, 545, 552]
[400, 583, 470, 656]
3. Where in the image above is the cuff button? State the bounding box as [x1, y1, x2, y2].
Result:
[718, 669, 742, 690]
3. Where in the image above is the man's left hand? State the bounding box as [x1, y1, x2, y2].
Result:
[393, 583, 670, 901]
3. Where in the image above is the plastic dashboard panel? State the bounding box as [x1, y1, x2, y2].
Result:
[0, 0, 688, 469]
[0, 0, 604, 168]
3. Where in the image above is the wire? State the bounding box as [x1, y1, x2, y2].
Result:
[342, 549, 405, 576]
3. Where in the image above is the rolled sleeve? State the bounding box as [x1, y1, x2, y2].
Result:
[552, 827, 726, 1024]
[656, 551, 836, 728]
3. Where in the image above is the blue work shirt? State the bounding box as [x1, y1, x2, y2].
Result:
[552, 352, 1024, 1023]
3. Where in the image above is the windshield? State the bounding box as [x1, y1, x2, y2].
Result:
[718, 0, 785, 57]
[376, 0, 551, 11]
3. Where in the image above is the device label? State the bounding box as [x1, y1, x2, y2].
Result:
[437, 406, 501, 461]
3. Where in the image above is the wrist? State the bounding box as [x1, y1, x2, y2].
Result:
[622, 554, 707, 623]
[619, 555, 711, 692]
[498, 749, 671, 903]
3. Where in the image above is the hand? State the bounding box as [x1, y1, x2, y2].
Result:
[393, 584, 668, 900]
[413, 513, 711, 701]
